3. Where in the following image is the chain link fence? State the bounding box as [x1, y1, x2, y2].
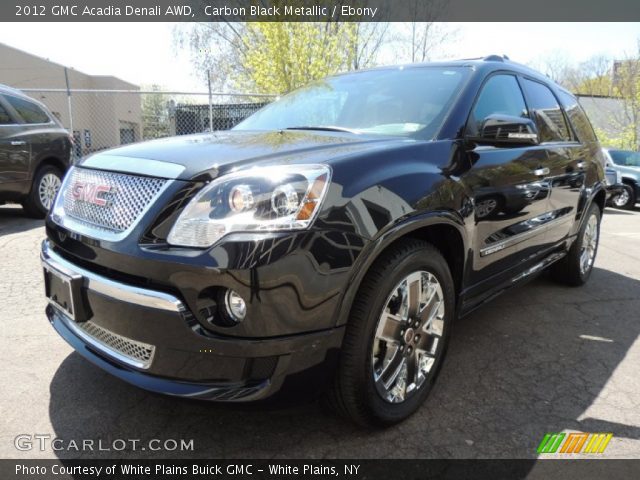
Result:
[21, 89, 275, 159]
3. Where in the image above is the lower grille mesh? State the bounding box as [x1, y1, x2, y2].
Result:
[77, 321, 155, 369]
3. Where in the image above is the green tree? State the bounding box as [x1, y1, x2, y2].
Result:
[240, 22, 357, 94]
[608, 53, 640, 149]
[141, 85, 171, 140]
[532, 49, 640, 150]
[175, 21, 366, 95]
[581, 51, 640, 150]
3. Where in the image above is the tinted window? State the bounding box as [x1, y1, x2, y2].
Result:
[0, 103, 11, 124]
[522, 79, 571, 142]
[609, 150, 640, 167]
[558, 91, 597, 143]
[469, 75, 528, 135]
[236, 67, 470, 138]
[4, 95, 50, 124]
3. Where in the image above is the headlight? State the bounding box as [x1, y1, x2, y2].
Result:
[167, 164, 331, 247]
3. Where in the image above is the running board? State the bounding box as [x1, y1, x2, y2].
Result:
[511, 251, 566, 284]
[459, 250, 568, 318]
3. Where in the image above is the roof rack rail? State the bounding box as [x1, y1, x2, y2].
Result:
[483, 55, 510, 62]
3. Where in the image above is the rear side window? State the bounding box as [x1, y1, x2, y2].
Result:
[0, 103, 11, 124]
[469, 75, 528, 135]
[522, 79, 571, 142]
[3, 95, 50, 124]
[557, 91, 598, 143]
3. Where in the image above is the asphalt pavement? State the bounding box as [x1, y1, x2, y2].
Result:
[1, 203, 639, 460]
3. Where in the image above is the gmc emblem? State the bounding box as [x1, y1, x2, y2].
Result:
[71, 182, 113, 207]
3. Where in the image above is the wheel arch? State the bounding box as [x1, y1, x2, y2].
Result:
[26, 156, 67, 195]
[34, 156, 68, 177]
[334, 211, 468, 328]
[592, 186, 606, 215]
[621, 176, 640, 196]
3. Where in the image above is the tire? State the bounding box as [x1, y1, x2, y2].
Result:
[551, 203, 601, 286]
[475, 196, 503, 219]
[326, 239, 455, 427]
[611, 184, 636, 210]
[22, 165, 63, 219]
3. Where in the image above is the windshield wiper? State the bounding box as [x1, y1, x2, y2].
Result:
[284, 126, 360, 134]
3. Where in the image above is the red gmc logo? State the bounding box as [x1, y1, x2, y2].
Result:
[71, 182, 112, 207]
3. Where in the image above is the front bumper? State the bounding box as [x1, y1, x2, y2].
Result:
[41, 240, 344, 401]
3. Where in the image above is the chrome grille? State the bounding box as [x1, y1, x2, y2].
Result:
[63, 167, 168, 232]
[77, 321, 155, 369]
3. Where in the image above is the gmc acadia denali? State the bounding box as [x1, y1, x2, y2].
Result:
[42, 57, 605, 426]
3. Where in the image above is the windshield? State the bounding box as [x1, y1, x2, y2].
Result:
[609, 150, 640, 167]
[235, 66, 470, 138]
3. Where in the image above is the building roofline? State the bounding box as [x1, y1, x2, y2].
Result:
[0, 41, 139, 89]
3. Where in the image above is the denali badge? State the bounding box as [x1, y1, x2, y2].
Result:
[71, 182, 113, 207]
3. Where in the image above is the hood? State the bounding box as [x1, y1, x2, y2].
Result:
[79, 130, 413, 181]
[616, 164, 640, 178]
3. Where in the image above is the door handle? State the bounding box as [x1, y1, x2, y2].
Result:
[533, 167, 550, 177]
[10, 140, 26, 146]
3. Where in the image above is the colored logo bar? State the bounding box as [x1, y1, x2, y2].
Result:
[537, 433, 613, 454]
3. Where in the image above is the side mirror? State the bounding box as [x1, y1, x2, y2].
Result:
[468, 114, 539, 146]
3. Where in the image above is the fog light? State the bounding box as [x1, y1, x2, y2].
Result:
[225, 289, 246, 322]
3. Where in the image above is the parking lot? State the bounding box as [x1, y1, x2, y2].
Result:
[1, 203, 639, 460]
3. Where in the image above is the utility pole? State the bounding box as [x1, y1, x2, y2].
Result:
[207, 69, 214, 132]
[64, 67, 74, 133]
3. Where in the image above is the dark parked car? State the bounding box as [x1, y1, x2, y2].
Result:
[0, 85, 72, 217]
[602, 148, 640, 210]
[41, 57, 606, 426]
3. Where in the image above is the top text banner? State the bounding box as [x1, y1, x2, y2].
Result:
[4, 0, 640, 21]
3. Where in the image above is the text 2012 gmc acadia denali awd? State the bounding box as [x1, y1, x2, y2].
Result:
[42, 57, 605, 426]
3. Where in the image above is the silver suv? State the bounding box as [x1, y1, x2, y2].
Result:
[603, 148, 640, 210]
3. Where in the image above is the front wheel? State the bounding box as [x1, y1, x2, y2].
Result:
[22, 165, 63, 219]
[327, 239, 455, 427]
[551, 203, 601, 286]
[611, 185, 636, 210]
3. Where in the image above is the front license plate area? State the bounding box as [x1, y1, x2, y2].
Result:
[43, 266, 87, 322]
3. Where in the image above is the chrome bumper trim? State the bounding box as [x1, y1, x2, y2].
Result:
[40, 240, 186, 313]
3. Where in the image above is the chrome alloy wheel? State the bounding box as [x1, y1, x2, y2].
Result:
[579, 213, 599, 275]
[475, 198, 498, 218]
[38, 173, 61, 210]
[372, 271, 445, 403]
[613, 189, 630, 208]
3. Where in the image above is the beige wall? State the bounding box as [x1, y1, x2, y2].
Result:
[0, 42, 142, 154]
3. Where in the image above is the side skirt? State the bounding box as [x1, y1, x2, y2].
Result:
[458, 250, 567, 319]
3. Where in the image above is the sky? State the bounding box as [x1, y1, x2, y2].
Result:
[0, 22, 638, 92]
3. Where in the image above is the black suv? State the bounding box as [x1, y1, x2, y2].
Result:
[0, 85, 72, 217]
[42, 57, 605, 426]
